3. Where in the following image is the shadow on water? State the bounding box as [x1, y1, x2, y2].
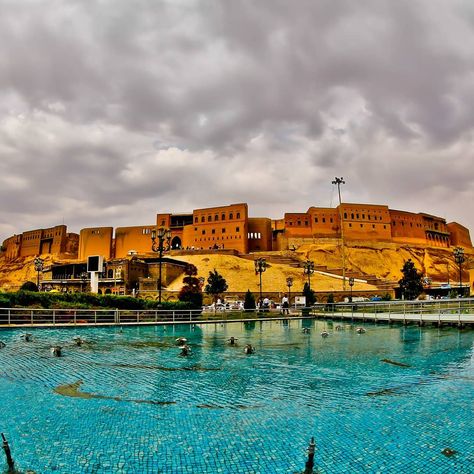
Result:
[54, 380, 176, 405]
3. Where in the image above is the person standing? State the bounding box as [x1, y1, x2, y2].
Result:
[281, 294, 289, 314]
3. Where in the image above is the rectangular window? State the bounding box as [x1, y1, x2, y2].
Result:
[322, 218, 326, 223]
[202, 230, 206, 235]
[222, 228, 226, 233]
[236, 227, 240, 232]
[212, 229, 215, 234]
[315, 217, 318, 223]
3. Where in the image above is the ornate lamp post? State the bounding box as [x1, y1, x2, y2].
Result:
[254, 258, 267, 308]
[34, 257, 44, 290]
[332, 176, 346, 290]
[303, 260, 315, 290]
[348, 276, 355, 302]
[453, 247, 465, 297]
[286, 276, 293, 308]
[151, 227, 171, 304]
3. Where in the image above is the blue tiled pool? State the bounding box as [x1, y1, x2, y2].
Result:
[0, 320, 473, 473]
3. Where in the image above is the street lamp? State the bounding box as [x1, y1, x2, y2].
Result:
[303, 260, 315, 290]
[332, 177, 346, 291]
[151, 227, 172, 304]
[254, 258, 267, 309]
[348, 276, 355, 302]
[286, 276, 293, 308]
[34, 257, 44, 290]
[453, 247, 465, 297]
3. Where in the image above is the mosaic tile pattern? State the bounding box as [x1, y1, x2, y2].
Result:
[0, 321, 473, 473]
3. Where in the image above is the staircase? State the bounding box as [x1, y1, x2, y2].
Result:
[240, 253, 397, 291]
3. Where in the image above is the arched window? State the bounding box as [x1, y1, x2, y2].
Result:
[215, 215, 219, 221]
[229, 213, 233, 219]
[236, 212, 240, 219]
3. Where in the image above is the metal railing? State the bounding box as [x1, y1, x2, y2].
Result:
[0, 307, 303, 327]
[310, 298, 474, 325]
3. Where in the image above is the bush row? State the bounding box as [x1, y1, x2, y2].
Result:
[0, 291, 194, 310]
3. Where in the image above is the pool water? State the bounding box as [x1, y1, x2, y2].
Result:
[0, 320, 473, 473]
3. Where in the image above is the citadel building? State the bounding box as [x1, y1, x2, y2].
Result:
[2, 202, 472, 262]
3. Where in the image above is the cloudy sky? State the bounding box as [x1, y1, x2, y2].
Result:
[1, 0, 474, 243]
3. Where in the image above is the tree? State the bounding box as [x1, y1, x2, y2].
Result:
[178, 264, 203, 308]
[302, 282, 316, 306]
[243, 289, 256, 310]
[205, 269, 228, 303]
[398, 259, 424, 300]
[20, 281, 38, 292]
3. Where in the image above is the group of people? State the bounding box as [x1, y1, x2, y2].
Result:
[256, 295, 292, 314]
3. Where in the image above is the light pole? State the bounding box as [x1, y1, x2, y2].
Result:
[286, 276, 293, 309]
[332, 177, 346, 291]
[151, 227, 171, 304]
[34, 257, 44, 290]
[453, 247, 465, 297]
[303, 260, 315, 290]
[254, 258, 267, 309]
[349, 276, 354, 302]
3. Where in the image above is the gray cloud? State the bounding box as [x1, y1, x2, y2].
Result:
[1, 0, 474, 242]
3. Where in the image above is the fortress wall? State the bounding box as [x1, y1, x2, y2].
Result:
[390, 210, 426, 243]
[340, 204, 392, 241]
[307, 207, 340, 236]
[115, 225, 155, 258]
[283, 213, 314, 238]
[182, 203, 249, 253]
[248, 218, 273, 252]
[448, 222, 472, 247]
[3, 235, 21, 260]
[78, 227, 113, 260]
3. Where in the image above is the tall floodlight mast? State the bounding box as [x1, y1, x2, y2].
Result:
[332, 177, 346, 291]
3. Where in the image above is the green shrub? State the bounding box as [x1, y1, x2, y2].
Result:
[244, 290, 256, 310]
[0, 291, 194, 310]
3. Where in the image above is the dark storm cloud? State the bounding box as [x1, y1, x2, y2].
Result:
[1, 0, 474, 242]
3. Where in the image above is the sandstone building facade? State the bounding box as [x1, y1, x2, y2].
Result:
[2, 202, 472, 262]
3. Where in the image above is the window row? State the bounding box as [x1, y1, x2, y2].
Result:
[248, 232, 262, 239]
[195, 212, 241, 224]
[199, 227, 240, 235]
[197, 235, 242, 241]
[344, 212, 384, 221]
[347, 223, 387, 229]
[314, 217, 334, 224]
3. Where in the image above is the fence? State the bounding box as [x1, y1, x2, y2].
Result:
[0, 307, 303, 327]
[310, 298, 474, 326]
